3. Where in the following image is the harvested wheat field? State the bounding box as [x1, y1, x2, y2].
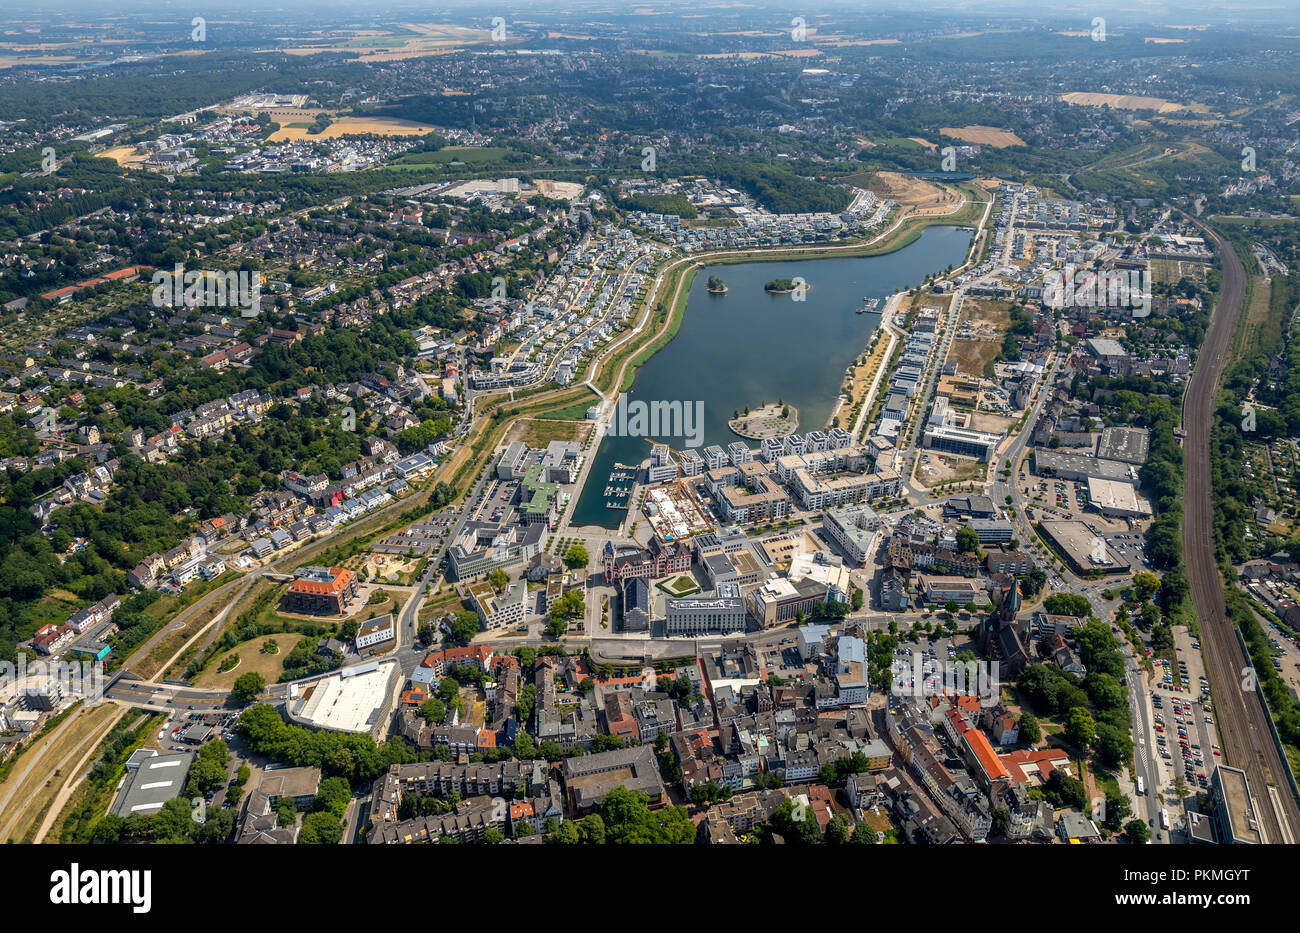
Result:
[941, 126, 1026, 148]
[1061, 92, 1208, 114]
[268, 116, 440, 142]
[96, 146, 147, 166]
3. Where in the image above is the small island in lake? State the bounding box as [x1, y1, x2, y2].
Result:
[706, 275, 728, 294]
[729, 401, 800, 439]
[763, 277, 808, 295]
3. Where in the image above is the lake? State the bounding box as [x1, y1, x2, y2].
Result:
[568, 225, 973, 528]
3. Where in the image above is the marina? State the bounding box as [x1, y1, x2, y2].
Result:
[603, 463, 636, 510]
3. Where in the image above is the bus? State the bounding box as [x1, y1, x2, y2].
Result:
[1136, 776, 1145, 796]
[1160, 808, 1170, 831]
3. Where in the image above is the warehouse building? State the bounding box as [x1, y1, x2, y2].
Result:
[1086, 477, 1152, 519]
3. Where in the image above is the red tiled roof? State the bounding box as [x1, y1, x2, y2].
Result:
[964, 729, 1011, 783]
[288, 567, 355, 596]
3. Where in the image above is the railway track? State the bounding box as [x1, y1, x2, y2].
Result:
[1182, 216, 1300, 843]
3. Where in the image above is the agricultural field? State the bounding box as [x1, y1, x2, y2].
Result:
[270, 23, 491, 60]
[267, 115, 440, 142]
[1060, 91, 1209, 113]
[940, 126, 1027, 148]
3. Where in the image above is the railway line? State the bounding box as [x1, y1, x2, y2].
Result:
[1182, 216, 1300, 843]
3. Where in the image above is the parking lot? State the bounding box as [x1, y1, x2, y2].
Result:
[1149, 628, 1220, 798]
[1262, 618, 1300, 694]
[470, 478, 519, 523]
[888, 635, 980, 696]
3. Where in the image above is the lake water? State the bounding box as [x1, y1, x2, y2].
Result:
[568, 225, 974, 528]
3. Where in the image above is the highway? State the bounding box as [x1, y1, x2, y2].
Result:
[1182, 216, 1300, 844]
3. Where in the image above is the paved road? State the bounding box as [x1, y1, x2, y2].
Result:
[1181, 215, 1300, 844]
[1126, 661, 1164, 836]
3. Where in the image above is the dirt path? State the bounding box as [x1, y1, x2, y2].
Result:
[32, 704, 130, 843]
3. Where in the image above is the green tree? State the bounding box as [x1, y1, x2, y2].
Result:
[419, 697, 447, 724]
[824, 814, 850, 845]
[955, 526, 980, 554]
[850, 821, 877, 844]
[230, 672, 266, 704]
[1124, 818, 1151, 844]
[578, 813, 606, 844]
[1133, 571, 1161, 601]
[1065, 707, 1096, 748]
[487, 568, 509, 591]
[299, 811, 343, 844]
[596, 786, 694, 844]
[1019, 712, 1042, 745]
[447, 611, 481, 646]
[563, 543, 589, 569]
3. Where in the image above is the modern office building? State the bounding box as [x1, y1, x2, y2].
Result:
[922, 425, 1000, 462]
[823, 503, 882, 565]
[665, 583, 745, 636]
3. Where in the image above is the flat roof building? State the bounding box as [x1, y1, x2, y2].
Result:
[1211, 766, 1262, 844]
[1086, 477, 1152, 519]
[469, 579, 527, 630]
[356, 613, 396, 649]
[1032, 449, 1135, 482]
[1039, 520, 1127, 574]
[665, 585, 745, 637]
[289, 660, 400, 736]
[1097, 426, 1149, 465]
[823, 503, 881, 565]
[967, 519, 1015, 543]
[922, 425, 1000, 462]
[259, 765, 323, 810]
[918, 575, 982, 605]
[111, 751, 194, 817]
[561, 744, 667, 813]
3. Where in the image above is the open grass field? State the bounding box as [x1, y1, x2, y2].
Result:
[418, 589, 467, 624]
[915, 456, 986, 489]
[532, 391, 601, 422]
[1151, 257, 1208, 286]
[194, 633, 310, 689]
[129, 572, 242, 679]
[22, 588, 83, 633]
[506, 418, 594, 448]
